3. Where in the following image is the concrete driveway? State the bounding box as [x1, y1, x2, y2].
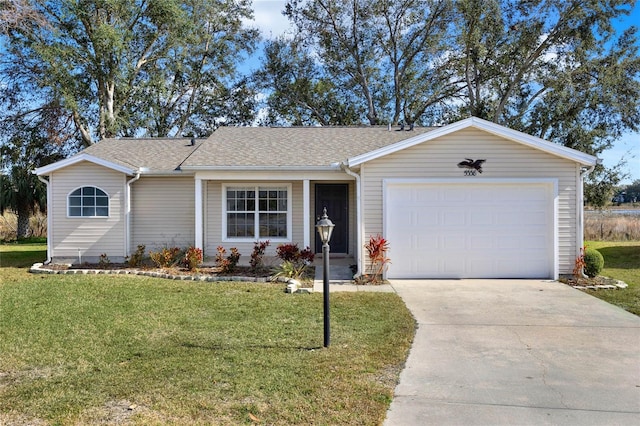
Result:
[384, 280, 640, 425]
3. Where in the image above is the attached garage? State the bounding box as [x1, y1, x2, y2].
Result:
[351, 117, 598, 280]
[384, 179, 557, 279]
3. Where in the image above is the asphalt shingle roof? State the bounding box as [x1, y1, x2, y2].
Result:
[74, 127, 436, 172]
[80, 137, 202, 172]
[183, 126, 434, 168]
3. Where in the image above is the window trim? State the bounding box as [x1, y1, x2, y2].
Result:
[222, 183, 292, 242]
[67, 185, 110, 218]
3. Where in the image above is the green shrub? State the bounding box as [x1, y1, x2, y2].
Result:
[583, 248, 604, 278]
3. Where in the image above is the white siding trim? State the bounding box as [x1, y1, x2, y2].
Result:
[303, 180, 310, 248]
[35, 153, 135, 176]
[125, 173, 141, 257]
[577, 165, 586, 258]
[195, 178, 203, 250]
[359, 164, 367, 275]
[195, 170, 349, 181]
[203, 180, 208, 256]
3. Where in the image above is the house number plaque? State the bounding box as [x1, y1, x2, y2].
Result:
[457, 158, 486, 176]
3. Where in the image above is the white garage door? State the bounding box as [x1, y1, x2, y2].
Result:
[385, 181, 555, 279]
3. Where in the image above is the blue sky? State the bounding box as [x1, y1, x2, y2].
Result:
[247, 0, 640, 184]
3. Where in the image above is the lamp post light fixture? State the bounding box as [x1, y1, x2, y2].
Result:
[316, 207, 334, 348]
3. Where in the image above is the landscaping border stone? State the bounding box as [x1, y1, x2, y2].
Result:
[29, 263, 313, 292]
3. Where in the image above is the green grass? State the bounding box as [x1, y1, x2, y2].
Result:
[0, 247, 415, 425]
[0, 239, 47, 268]
[585, 241, 640, 316]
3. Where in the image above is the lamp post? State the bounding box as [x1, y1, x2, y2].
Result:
[316, 207, 334, 348]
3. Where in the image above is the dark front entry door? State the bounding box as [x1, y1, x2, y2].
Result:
[315, 184, 348, 253]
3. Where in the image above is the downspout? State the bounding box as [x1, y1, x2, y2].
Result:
[578, 160, 599, 277]
[125, 170, 142, 257]
[341, 164, 362, 277]
[37, 175, 52, 264]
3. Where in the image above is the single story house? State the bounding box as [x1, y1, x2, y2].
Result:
[35, 117, 597, 279]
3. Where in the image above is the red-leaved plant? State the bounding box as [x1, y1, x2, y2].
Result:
[183, 246, 203, 271]
[273, 243, 315, 279]
[573, 245, 587, 278]
[149, 246, 181, 268]
[276, 243, 315, 264]
[215, 246, 241, 274]
[363, 235, 390, 284]
[250, 240, 270, 273]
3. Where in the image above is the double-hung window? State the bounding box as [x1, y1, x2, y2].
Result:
[225, 185, 290, 240]
[68, 186, 109, 217]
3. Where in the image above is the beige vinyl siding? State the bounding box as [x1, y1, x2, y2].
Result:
[131, 177, 195, 251]
[49, 161, 126, 260]
[205, 181, 304, 257]
[362, 128, 579, 274]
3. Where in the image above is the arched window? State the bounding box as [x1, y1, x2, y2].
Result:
[68, 187, 109, 217]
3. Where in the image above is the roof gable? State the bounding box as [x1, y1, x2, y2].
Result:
[347, 117, 598, 167]
[34, 153, 136, 176]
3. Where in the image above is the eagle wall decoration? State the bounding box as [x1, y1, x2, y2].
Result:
[457, 158, 486, 175]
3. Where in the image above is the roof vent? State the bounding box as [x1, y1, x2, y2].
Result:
[190, 137, 196, 146]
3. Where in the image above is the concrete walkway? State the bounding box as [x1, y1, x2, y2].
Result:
[312, 257, 394, 292]
[384, 280, 640, 425]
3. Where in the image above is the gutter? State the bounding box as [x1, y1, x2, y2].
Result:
[37, 175, 52, 264]
[125, 170, 142, 257]
[181, 165, 343, 172]
[341, 163, 363, 278]
[577, 159, 600, 277]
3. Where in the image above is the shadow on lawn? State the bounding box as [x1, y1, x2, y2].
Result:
[180, 341, 323, 351]
[596, 246, 640, 269]
[0, 247, 47, 268]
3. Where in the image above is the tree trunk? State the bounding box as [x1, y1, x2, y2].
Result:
[16, 208, 30, 239]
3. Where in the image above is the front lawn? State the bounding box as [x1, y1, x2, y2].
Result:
[584, 241, 640, 316]
[0, 239, 47, 268]
[0, 256, 415, 424]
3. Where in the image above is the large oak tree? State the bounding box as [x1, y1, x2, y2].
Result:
[1, 0, 259, 146]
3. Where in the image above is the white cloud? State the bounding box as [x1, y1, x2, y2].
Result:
[247, 0, 294, 39]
